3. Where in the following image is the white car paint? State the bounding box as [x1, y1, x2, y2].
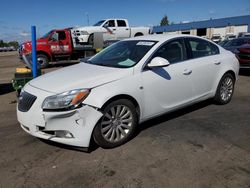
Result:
[72, 18, 150, 43]
[17, 34, 239, 148]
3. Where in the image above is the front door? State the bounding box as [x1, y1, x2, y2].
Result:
[141, 38, 193, 118]
[49, 31, 71, 56]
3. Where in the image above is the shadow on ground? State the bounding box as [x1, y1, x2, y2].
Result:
[0, 83, 15, 95]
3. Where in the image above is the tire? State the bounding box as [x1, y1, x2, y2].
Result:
[37, 54, 49, 69]
[88, 34, 94, 45]
[93, 99, 138, 148]
[214, 73, 235, 105]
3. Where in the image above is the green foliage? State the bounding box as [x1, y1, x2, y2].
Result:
[160, 15, 169, 26]
[8, 41, 19, 49]
[0, 40, 19, 49]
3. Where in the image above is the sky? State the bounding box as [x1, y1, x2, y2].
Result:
[0, 0, 250, 43]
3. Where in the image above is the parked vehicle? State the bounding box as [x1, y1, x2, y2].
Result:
[19, 28, 96, 69]
[17, 35, 239, 149]
[19, 19, 150, 69]
[72, 18, 150, 45]
[236, 44, 250, 68]
[211, 34, 221, 43]
[0, 46, 15, 52]
[238, 32, 250, 38]
[225, 33, 237, 40]
[223, 37, 250, 53]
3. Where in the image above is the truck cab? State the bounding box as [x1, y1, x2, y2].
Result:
[20, 29, 73, 68]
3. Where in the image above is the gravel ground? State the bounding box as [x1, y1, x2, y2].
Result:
[0, 51, 249, 188]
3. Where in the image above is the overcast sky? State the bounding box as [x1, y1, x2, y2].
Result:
[0, 0, 250, 43]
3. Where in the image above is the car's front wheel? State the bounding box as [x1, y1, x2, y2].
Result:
[214, 73, 235, 104]
[93, 99, 138, 148]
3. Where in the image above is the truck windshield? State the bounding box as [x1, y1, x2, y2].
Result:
[40, 30, 53, 39]
[93, 20, 105, 26]
[87, 40, 157, 68]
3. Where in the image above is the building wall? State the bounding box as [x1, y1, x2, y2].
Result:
[153, 15, 250, 39]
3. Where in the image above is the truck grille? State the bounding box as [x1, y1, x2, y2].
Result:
[18, 91, 37, 112]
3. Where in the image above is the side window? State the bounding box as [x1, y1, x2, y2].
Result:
[117, 20, 127, 27]
[152, 39, 187, 64]
[57, 31, 66, 40]
[187, 38, 218, 58]
[107, 20, 115, 27]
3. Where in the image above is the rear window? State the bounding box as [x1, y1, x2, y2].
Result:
[187, 38, 219, 58]
[117, 20, 127, 27]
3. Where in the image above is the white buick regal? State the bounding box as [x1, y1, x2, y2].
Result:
[17, 34, 239, 149]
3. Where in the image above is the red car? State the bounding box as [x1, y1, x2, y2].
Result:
[236, 44, 250, 68]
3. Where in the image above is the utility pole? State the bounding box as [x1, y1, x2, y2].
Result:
[85, 12, 90, 26]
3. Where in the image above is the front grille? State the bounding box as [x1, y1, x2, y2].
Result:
[18, 91, 37, 112]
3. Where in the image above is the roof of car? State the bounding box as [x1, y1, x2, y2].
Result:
[125, 34, 205, 42]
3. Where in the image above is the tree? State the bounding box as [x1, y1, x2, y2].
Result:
[8, 41, 19, 49]
[0, 40, 4, 47]
[160, 15, 169, 26]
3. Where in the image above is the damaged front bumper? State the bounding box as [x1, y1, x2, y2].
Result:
[17, 85, 103, 148]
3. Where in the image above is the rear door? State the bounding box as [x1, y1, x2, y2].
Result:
[184, 37, 221, 99]
[115, 20, 130, 39]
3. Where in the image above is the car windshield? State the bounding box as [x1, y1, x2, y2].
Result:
[87, 40, 157, 68]
[40, 30, 53, 39]
[93, 20, 105, 26]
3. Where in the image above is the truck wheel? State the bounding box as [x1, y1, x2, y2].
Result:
[93, 99, 138, 148]
[37, 54, 49, 69]
[88, 34, 94, 45]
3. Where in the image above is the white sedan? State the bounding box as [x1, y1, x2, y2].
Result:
[17, 34, 239, 149]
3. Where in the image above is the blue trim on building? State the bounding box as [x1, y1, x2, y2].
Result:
[153, 15, 250, 33]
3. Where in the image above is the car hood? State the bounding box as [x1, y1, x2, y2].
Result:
[74, 26, 103, 32]
[29, 62, 133, 93]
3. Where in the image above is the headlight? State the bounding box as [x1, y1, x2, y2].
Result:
[42, 89, 90, 110]
[81, 30, 89, 35]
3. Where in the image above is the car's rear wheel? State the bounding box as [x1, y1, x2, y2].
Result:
[214, 73, 235, 104]
[93, 99, 138, 148]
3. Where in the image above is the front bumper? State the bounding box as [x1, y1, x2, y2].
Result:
[17, 85, 103, 148]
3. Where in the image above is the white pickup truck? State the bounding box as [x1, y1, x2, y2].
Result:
[72, 19, 151, 45]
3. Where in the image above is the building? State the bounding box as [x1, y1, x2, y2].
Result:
[152, 15, 250, 39]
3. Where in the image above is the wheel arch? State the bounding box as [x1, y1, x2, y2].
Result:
[37, 51, 51, 61]
[134, 32, 143, 37]
[100, 94, 141, 119]
[212, 69, 237, 97]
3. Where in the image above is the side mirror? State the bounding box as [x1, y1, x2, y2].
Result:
[147, 57, 170, 68]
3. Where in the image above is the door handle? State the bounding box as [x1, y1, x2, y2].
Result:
[125, 28, 129, 30]
[214, 61, 221, 65]
[113, 29, 116, 31]
[183, 69, 192, 75]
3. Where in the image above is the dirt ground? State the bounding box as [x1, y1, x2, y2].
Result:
[0, 51, 249, 188]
